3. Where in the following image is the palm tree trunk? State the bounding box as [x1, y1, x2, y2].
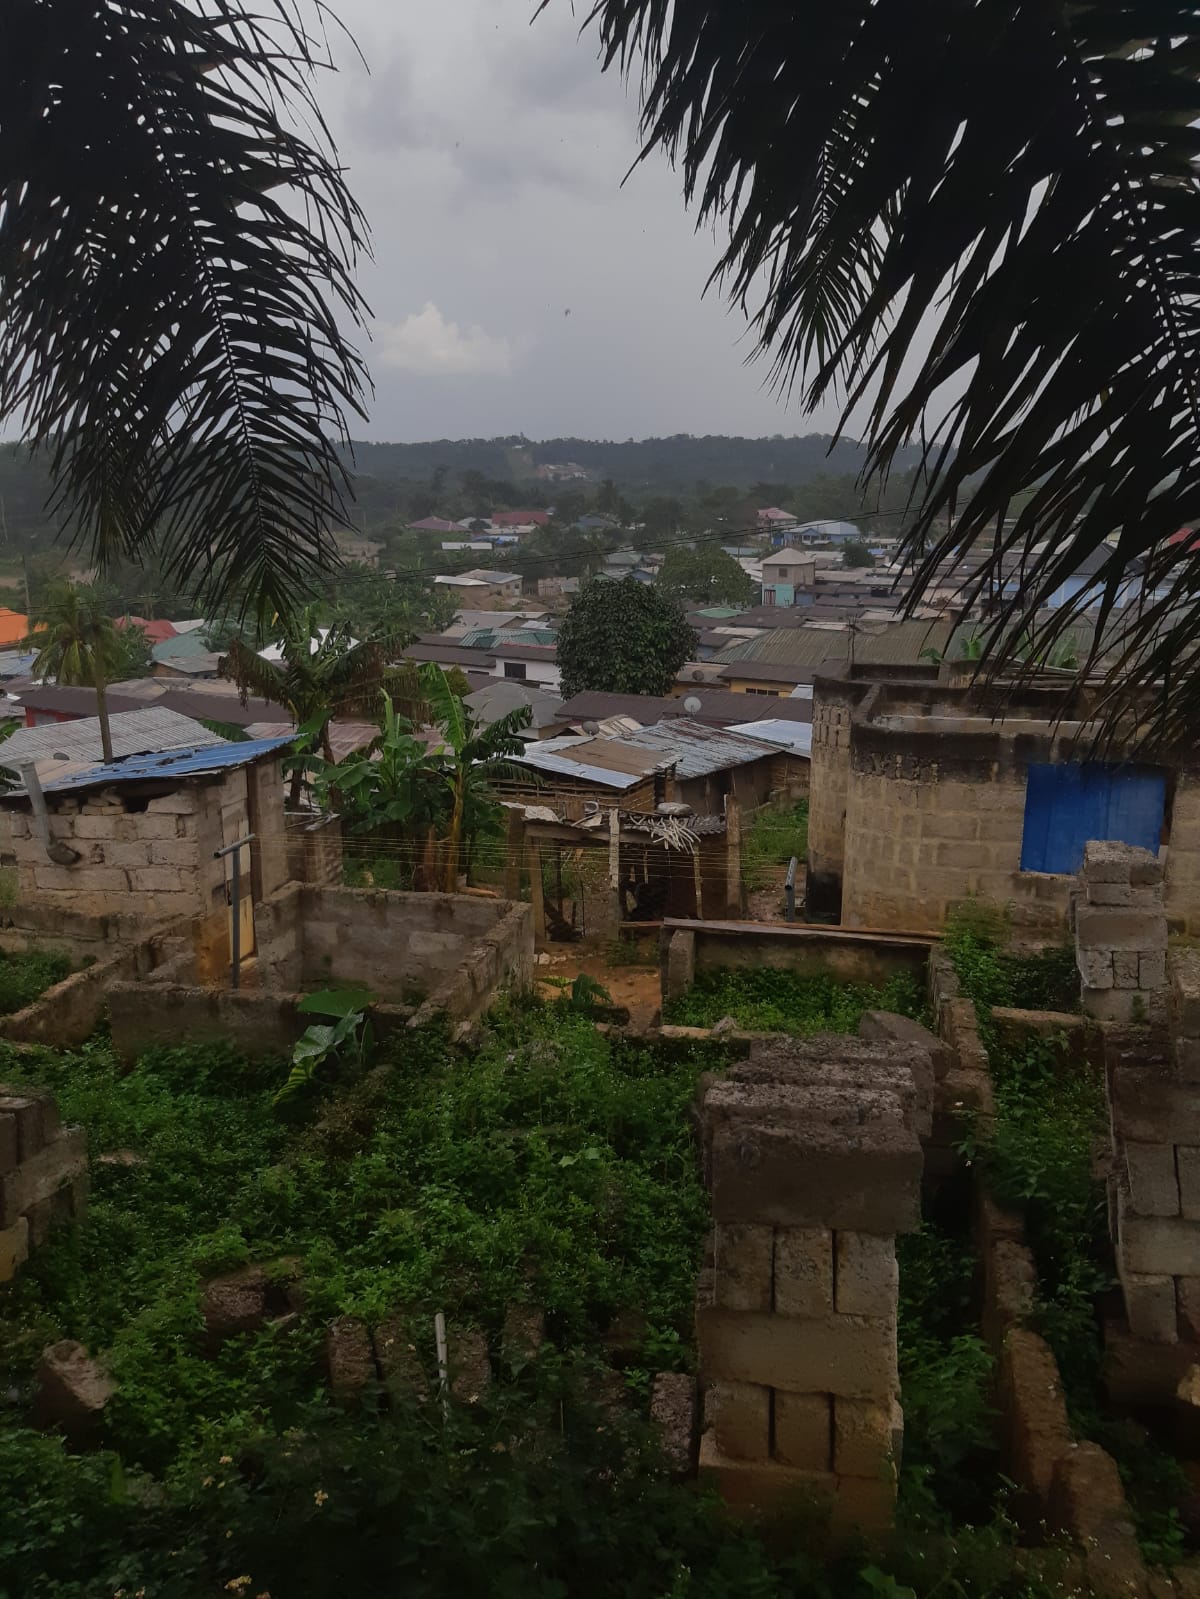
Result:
[444, 772, 465, 893]
[94, 670, 114, 763]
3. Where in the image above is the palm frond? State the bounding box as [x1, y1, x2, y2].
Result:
[1, 0, 369, 622]
[577, 0, 1200, 747]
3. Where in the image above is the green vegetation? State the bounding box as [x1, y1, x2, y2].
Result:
[0, 946, 71, 1015]
[0, 996, 1082, 1598]
[557, 578, 698, 698]
[945, 921, 1191, 1562]
[743, 800, 809, 893]
[665, 966, 925, 1034]
[943, 909, 1079, 1014]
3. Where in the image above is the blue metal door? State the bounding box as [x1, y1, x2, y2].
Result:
[1020, 763, 1166, 874]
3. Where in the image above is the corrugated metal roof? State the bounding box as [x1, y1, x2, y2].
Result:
[728, 719, 814, 757]
[512, 733, 672, 789]
[714, 618, 955, 672]
[558, 689, 812, 728]
[31, 735, 292, 797]
[619, 719, 779, 779]
[2, 708, 225, 770]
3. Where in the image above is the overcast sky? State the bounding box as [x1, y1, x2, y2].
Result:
[321, 0, 834, 444]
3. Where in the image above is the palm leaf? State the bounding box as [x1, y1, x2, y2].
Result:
[573, 0, 1200, 748]
[0, 0, 369, 623]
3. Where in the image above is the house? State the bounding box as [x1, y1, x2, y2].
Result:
[496, 733, 675, 818]
[150, 632, 221, 679]
[0, 736, 292, 930]
[792, 520, 864, 547]
[116, 616, 178, 647]
[805, 662, 1200, 936]
[484, 642, 561, 691]
[557, 688, 813, 733]
[0, 610, 30, 648]
[410, 516, 470, 534]
[10, 681, 278, 730]
[491, 510, 550, 530]
[712, 618, 957, 695]
[760, 548, 818, 607]
[615, 719, 783, 813]
[757, 507, 799, 532]
[463, 679, 566, 739]
[462, 569, 523, 603]
[0, 707, 224, 775]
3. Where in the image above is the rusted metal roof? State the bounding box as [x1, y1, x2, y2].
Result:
[619, 718, 779, 779]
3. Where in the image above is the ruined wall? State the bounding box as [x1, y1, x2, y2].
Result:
[661, 922, 931, 1006]
[1073, 842, 1167, 1022]
[1167, 774, 1200, 937]
[696, 1036, 927, 1534]
[805, 678, 862, 918]
[0, 1086, 86, 1282]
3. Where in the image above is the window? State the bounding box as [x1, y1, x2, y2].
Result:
[503, 660, 527, 681]
[1020, 762, 1166, 874]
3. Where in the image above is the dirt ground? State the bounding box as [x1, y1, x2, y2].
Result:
[744, 859, 805, 924]
[534, 948, 663, 1030]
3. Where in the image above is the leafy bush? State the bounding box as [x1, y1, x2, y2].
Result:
[665, 966, 926, 1035]
[742, 801, 809, 893]
[0, 946, 72, 1014]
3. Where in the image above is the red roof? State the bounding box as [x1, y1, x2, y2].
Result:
[115, 615, 178, 644]
[1169, 528, 1197, 548]
[409, 517, 462, 532]
[492, 510, 549, 527]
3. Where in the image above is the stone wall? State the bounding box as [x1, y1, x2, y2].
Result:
[660, 920, 931, 1007]
[280, 813, 344, 888]
[0, 1085, 86, 1282]
[1167, 777, 1200, 937]
[805, 677, 865, 919]
[696, 1036, 927, 1535]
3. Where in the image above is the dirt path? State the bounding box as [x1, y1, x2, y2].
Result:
[744, 860, 806, 924]
[534, 949, 662, 1030]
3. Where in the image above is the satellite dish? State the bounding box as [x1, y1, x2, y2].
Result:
[683, 695, 702, 714]
[691, 669, 705, 681]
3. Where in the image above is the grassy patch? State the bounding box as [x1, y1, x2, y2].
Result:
[743, 800, 808, 893]
[665, 965, 926, 1035]
[0, 945, 72, 1015]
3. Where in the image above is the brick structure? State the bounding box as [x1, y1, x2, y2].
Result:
[0, 1085, 86, 1281]
[697, 1036, 927, 1534]
[1073, 842, 1167, 1023]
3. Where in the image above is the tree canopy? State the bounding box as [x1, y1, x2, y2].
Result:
[2, 1, 368, 621]
[656, 545, 754, 607]
[557, 578, 697, 698]
[575, 0, 1200, 744]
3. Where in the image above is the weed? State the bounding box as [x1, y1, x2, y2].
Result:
[743, 800, 809, 893]
[665, 966, 926, 1035]
[0, 945, 72, 1015]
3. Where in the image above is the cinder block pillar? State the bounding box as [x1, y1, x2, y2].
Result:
[697, 1036, 927, 1535]
[1074, 841, 1166, 1022]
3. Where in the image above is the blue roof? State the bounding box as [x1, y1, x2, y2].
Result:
[39, 736, 293, 795]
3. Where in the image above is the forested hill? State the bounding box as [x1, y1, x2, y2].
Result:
[346, 432, 920, 492]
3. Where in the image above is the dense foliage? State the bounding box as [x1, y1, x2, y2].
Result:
[665, 966, 925, 1035]
[0, 948, 72, 1016]
[742, 801, 808, 894]
[557, 578, 698, 698]
[656, 545, 755, 606]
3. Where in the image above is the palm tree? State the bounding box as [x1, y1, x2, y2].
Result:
[570, 2, 1200, 746]
[1, 1, 367, 622]
[225, 607, 422, 806]
[27, 582, 122, 762]
[420, 665, 532, 892]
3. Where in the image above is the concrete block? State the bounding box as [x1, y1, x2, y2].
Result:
[713, 1223, 774, 1313]
[1178, 1147, 1200, 1220]
[1048, 1442, 1149, 1599]
[1088, 881, 1133, 906]
[1083, 986, 1140, 1022]
[0, 1215, 29, 1282]
[0, 1128, 87, 1228]
[774, 1391, 832, 1471]
[1078, 948, 1115, 989]
[1123, 1142, 1180, 1217]
[698, 1430, 835, 1522]
[857, 1011, 952, 1082]
[1112, 1068, 1200, 1145]
[0, 1094, 45, 1161]
[1083, 841, 1162, 886]
[1075, 905, 1167, 952]
[146, 791, 197, 814]
[128, 867, 187, 894]
[1176, 1038, 1200, 1083]
[1119, 1206, 1200, 1278]
[1178, 1278, 1200, 1341]
[1120, 1270, 1178, 1344]
[1113, 951, 1141, 990]
[1000, 1328, 1072, 1509]
[834, 1396, 899, 1478]
[1139, 953, 1167, 990]
[697, 1305, 897, 1400]
[665, 930, 695, 1002]
[707, 1380, 770, 1461]
[148, 840, 200, 869]
[835, 1232, 898, 1319]
[1171, 949, 1200, 1036]
[774, 1227, 833, 1317]
[1104, 1315, 1197, 1405]
[708, 1120, 922, 1235]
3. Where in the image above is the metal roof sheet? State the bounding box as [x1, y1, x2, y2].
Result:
[619, 718, 779, 778]
[29, 735, 292, 797]
[728, 719, 814, 756]
[714, 618, 955, 673]
[1, 708, 225, 772]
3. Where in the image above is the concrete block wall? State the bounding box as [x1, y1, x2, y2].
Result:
[0, 1085, 86, 1281]
[1074, 842, 1167, 1023]
[697, 1036, 926, 1534]
[1166, 778, 1200, 937]
[805, 681, 861, 918]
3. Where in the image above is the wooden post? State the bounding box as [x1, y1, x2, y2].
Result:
[529, 843, 547, 944]
[725, 795, 743, 918]
[504, 806, 524, 901]
[608, 808, 623, 933]
[693, 847, 704, 920]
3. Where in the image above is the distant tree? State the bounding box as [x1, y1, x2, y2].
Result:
[110, 622, 153, 682]
[841, 541, 875, 569]
[557, 578, 697, 698]
[641, 496, 686, 537]
[657, 545, 754, 606]
[225, 605, 421, 805]
[26, 581, 123, 761]
[549, 489, 588, 527]
[326, 563, 455, 637]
